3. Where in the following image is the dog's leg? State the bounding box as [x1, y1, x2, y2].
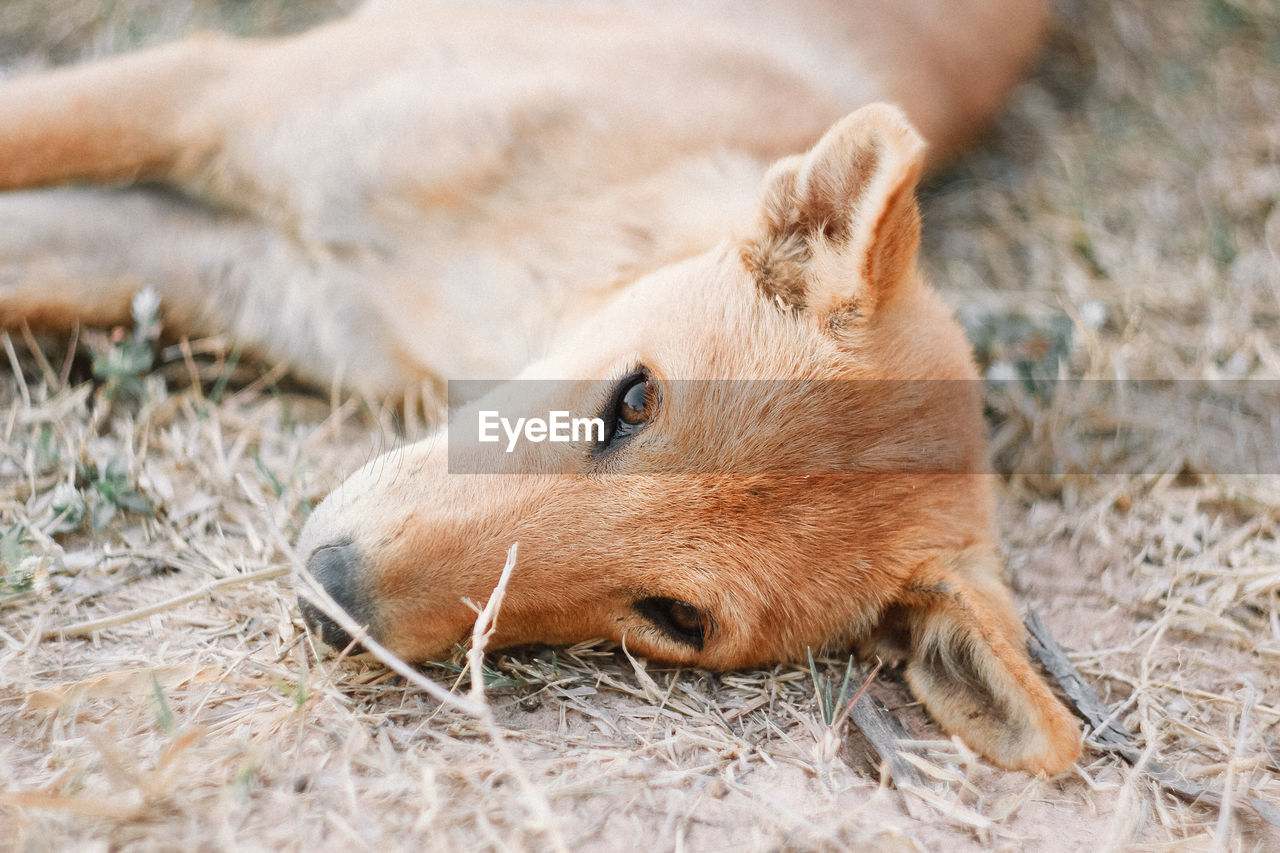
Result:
[0, 185, 408, 394]
[0, 34, 245, 190]
[0, 187, 209, 329]
[0, 34, 423, 394]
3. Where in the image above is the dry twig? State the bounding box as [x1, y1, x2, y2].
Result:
[1026, 611, 1280, 829]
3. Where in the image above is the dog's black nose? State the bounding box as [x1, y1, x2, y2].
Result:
[299, 540, 375, 652]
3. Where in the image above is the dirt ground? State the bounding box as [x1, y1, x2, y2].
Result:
[2, 0, 1278, 850]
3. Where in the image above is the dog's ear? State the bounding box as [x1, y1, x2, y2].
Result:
[741, 103, 925, 326]
[867, 548, 1082, 774]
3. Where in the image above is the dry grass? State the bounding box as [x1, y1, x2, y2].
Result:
[2, 0, 1279, 849]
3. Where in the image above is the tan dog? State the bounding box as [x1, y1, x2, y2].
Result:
[0, 1, 1078, 773]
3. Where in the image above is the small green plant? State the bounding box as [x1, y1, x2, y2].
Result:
[804, 651, 881, 780]
[207, 343, 244, 404]
[151, 672, 176, 734]
[85, 456, 154, 531]
[960, 307, 1074, 399]
[0, 525, 35, 595]
[91, 287, 162, 399]
[232, 757, 260, 795]
[808, 649, 860, 727]
[278, 676, 309, 711]
[35, 424, 60, 470]
[808, 651, 881, 727]
[254, 449, 285, 499]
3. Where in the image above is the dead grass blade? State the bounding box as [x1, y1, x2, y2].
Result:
[40, 564, 290, 639]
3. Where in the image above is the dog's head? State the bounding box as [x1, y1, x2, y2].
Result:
[297, 104, 1079, 774]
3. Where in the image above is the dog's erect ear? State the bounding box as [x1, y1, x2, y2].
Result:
[741, 103, 925, 325]
[867, 549, 1082, 774]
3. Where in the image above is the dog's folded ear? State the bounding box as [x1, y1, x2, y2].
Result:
[865, 548, 1082, 775]
[741, 103, 926, 326]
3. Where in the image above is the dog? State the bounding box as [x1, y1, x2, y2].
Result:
[0, 0, 1079, 773]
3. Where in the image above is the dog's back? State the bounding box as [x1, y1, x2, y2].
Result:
[0, 0, 1045, 393]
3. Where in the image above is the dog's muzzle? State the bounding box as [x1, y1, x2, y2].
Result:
[299, 539, 375, 652]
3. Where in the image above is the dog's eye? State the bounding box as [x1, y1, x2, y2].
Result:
[599, 370, 658, 450]
[635, 597, 708, 649]
[618, 376, 653, 425]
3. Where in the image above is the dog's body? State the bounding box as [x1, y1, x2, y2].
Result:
[0, 1, 1081, 773]
[1, 0, 1045, 394]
